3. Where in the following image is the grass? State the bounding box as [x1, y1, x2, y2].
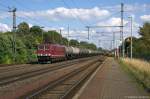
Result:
[119, 58, 150, 92]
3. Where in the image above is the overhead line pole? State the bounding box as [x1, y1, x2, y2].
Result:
[9, 8, 17, 63]
[121, 3, 125, 58]
[113, 32, 115, 56]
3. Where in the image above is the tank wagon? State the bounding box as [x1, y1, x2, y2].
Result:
[37, 43, 101, 63]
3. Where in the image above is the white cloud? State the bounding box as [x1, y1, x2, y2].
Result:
[125, 4, 150, 12]
[96, 17, 128, 33]
[97, 17, 128, 26]
[17, 7, 110, 21]
[0, 23, 11, 32]
[96, 17, 140, 35]
[28, 23, 33, 28]
[140, 15, 150, 22]
[103, 3, 150, 12]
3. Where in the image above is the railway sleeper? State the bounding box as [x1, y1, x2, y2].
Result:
[26, 61, 102, 99]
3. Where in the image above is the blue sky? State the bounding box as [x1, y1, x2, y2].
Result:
[0, 0, 150, 49]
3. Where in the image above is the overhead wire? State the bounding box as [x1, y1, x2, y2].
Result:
[61, 0, 87, 26]
[71, 0, 90, 26]
[0, 3, 9, 9]
[10, 0, 54, 28]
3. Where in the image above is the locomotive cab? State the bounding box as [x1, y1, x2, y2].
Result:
[37, 44, 66, 63]
[37, 44, 51, 62]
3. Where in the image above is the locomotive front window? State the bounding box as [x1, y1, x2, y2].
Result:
[45, 45, 49, 50]
[38, 45, 44, 50]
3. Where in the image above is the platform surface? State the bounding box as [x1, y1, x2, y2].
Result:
[74, 58, 150, 99]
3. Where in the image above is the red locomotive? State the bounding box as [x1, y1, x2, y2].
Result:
[37, 43, 101, 63]
[37, 44, 66, 62]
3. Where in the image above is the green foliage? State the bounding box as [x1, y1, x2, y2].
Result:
[0, 22, 98, 64]
[30, 26, 42, 36]
[17, 22, 30, 36]
[79, 41, 97, 50]
[124, 22, 150, 60]
[98, 47, 103, 51]
[69, 39, 79, 47]
[139, 22, 150, 38]
[0, 34, 13, 64]
[0, 33, 35, 64]
[43, 31, 61, 44]
[62, 37, 68, 45]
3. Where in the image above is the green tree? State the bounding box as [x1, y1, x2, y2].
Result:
[79, 41, 97, 50]
[43, 31, 62, 44]
[70, 39, 79, 47]
[30, 26, 42, 36]
[87, 43, 97, 50]
[17, 22, 30, 36]
[62, 37, 68, 45]
[139, 22, 150, 39]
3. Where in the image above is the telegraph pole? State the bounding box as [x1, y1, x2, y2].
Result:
[121, 3, 125, 57]
[9, 8, 17, 63]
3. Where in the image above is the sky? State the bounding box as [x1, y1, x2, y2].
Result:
[0, 0, 150, 49]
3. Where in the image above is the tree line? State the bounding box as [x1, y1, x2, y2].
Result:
[122, 22, 150, 60]
[0, 22, 98, 64]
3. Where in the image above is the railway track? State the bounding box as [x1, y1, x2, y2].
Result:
[0, 57, 93, 73]
[0, 57, 97, 86]
[0, 56, 105, 99]
[25, 59, 103, 99]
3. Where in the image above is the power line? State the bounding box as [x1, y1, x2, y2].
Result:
[17, 16, 44, 26]
[71, 0, 90, 25]
[8, 0, 53, 28]
[13, 0, 33, 11]
[0, 8, 9, 12]
[0, 3, 9, 9]
[61, 0, 86, 26]
[0, 1, 47, 28]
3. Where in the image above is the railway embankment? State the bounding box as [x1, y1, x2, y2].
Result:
[119, 58, 150, 92]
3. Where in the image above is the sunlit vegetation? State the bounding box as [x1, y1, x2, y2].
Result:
[120, 58, 150, 90]
[0, 22, 100, 64]
[121, 22, 150, 60]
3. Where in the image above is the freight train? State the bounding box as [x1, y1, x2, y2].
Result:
[37, 43, 101, 63]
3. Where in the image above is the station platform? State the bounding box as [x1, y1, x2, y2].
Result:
[73, 58, 149, 99]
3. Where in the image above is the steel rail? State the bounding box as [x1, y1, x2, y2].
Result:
[25, 59, 103, 99]
[0, 57, 96, 86]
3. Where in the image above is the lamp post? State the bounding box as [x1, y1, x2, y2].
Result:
[128, 16, 133, 59]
